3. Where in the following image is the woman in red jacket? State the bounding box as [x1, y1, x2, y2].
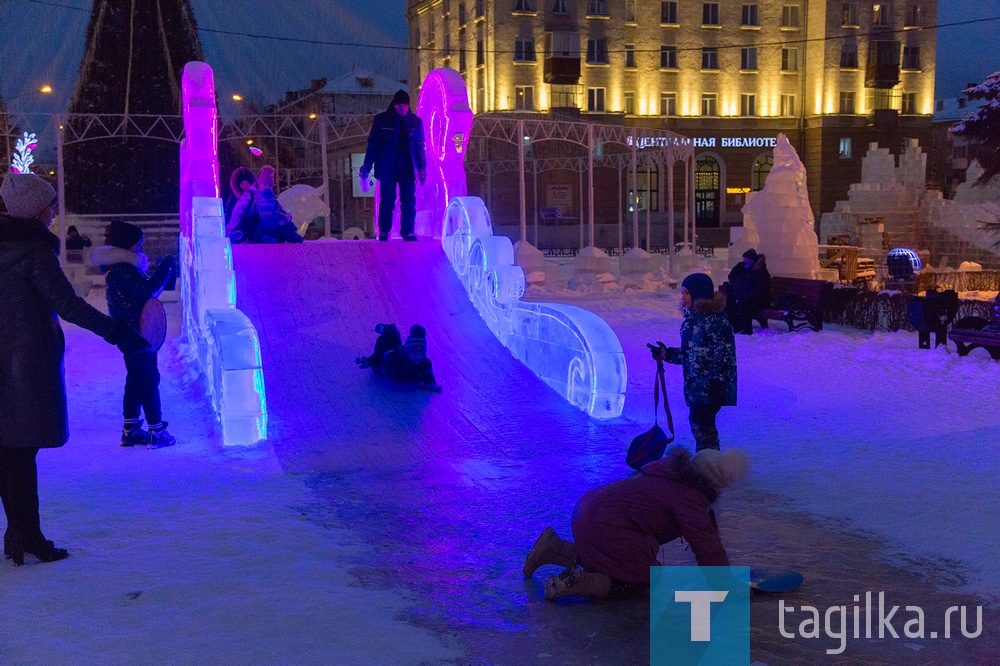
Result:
[524, 446, 749, 600]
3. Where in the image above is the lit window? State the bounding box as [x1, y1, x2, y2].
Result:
[781, 47, 798, 71]
[701, 93, 718, 116]
[660, 45, 677, 69]
[702, 2, 720, 25]
[741, 93, 756, 116]
[741, 47, 757, 71]
[839, 137, 852, 159]
[873, 2, 892, 26]
[741, 4, 759, 26]
[702, 47, 719, 70]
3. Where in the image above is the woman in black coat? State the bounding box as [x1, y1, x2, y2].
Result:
[0, 173, 147, 566]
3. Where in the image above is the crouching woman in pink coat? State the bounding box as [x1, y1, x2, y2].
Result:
[524, 446, 749, 600]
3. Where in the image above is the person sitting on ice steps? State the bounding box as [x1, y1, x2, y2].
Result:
[356, 324, 442, 392]
[524, 446, 749, 600]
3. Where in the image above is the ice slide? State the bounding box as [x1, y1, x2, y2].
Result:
[179, 64, 625, 445]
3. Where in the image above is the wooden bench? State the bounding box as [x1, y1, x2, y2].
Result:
[949, 295, 1000, 360]
[753, 276, 832, 332]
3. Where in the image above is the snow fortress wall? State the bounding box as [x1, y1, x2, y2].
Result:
[420, 69, 626, 418]
[179, 62, 267, 445]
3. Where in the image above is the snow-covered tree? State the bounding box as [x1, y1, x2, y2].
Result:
[952, 72, 1000, 186]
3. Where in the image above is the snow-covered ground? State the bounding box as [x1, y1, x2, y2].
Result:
[2, 265, 998, 662]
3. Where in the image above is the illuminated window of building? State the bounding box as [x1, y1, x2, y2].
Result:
[660, 92, 677, 115]
[660, 45, 678, 69]
[624, 91, 635, 115]
[839, 91, 856, 113]
[741, 47, 757, 71]
[901, 92, 917, 114]
[661, 1, 678, 24]
[634, 164, 659, 211]
[587, 0, 608, 16]
[626, 0, 637, 22]
[842, 1, 859, 27]
[516, 85, 535, 110]
[902, 46, 921, 70]
[515, 37, 536, 61]
[702, 47, 719, 70]
[702, 2, 720, 25]
[459, 2, 467, 24]
[741, 93, 756, 116]
[514, 0, 537, 13]
[550, 84, 579, 108]
[751, 155, 772, 190]
[781, 47, 798, 71]
[781, 5, 800, 28]
[587, 87, 606, 112]
[865, 87, 900, 111]
[780, 93, 796, 116]
[696, 156, 720, 189]
[586, 39, 609, 64]
[840, 40, 858, 68]
[625, 44, 636, 68]
[839, 137, 852, 159]
[873, 2, 892, 27]
[905, 3, 922, 27]
[741, 4, 759, 26]
[701, 93, 718, 116]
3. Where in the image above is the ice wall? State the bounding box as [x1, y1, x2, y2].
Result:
[442, 198, 626, 417]
[179, 62, 267, 446]
[418, 69, 626, 418]
[740, 134, 820, 278]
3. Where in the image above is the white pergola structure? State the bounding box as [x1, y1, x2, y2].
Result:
[468, 115, 695, 271]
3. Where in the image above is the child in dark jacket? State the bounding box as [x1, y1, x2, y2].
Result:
[652, 273, 737, 452]
[356, 324, 441, 392]
[91, 221, 177, 447]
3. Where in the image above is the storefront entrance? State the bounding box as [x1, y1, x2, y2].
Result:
[695, 156, 720, 228]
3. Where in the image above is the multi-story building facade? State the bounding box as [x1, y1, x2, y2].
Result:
[407, 0, 935, 236]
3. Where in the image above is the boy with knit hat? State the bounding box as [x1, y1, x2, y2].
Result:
[651, 273, 736, 452]
[91, 222, 177, 447]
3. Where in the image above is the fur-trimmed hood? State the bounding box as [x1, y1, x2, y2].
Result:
[691, 290, 728, 315]
[640, 446, 720, 503]
[90, 244, 141, 268]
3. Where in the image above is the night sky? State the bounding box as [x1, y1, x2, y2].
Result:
[1, 0, 997, 114]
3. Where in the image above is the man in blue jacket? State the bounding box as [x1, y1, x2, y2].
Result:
[359, 90, 427, 242]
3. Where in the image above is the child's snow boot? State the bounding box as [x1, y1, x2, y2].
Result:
[523, 526, 578, 576]
[544, 566, 613, 600]
[120, 420, 150, 447]
[148, 422, 176, 448]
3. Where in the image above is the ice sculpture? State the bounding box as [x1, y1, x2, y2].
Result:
[278, 183, 329, 236]
[414, 68, 474, 239]
[442, 198, 626, 417]
[180, 62, 267, 445]
[740, 134, 820, 278]
[416, 69, 626, 417]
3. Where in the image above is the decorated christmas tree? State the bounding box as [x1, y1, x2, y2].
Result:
[65, 0, 204, 214]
